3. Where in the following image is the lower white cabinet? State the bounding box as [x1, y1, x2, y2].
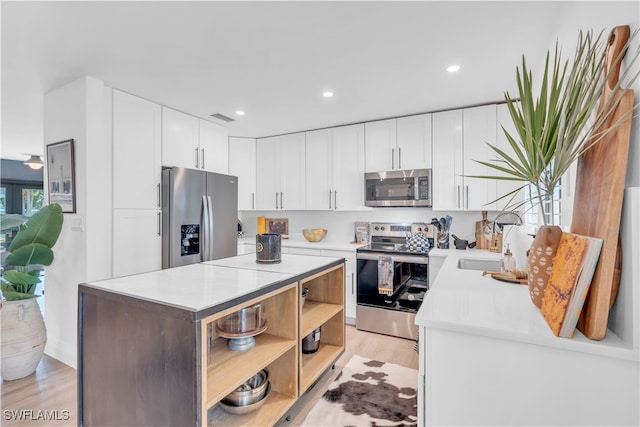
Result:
[113, 209, 161, 277]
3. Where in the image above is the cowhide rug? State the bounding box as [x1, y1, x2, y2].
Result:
[301, 354, 418, 427]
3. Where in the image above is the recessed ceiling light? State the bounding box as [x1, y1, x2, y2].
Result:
[235, 110, 245, 116]
[447, 65, 460, 73]
[323, 91, 334, 98]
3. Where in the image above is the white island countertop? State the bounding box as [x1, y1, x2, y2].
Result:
[82, 254, 344, 315]
[237, 236, 365, 252]
[415, 248, 639, 362]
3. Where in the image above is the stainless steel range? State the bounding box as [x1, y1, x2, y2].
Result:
[355, 222, 435, 340]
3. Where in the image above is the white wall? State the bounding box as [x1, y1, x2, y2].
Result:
[43, 77, 112, 368]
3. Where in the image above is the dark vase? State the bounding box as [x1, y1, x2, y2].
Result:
[527, 225, 563, 308]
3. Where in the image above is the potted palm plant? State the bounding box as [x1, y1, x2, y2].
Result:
[478, 27, 638, 224]
[1, 203, 63, 380]
[473, 27, 638, 307]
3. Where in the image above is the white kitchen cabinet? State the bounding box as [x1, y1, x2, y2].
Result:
[365, 119, 397, 172]
[198, 119, 229, 174]
[256, 133, 306, 210]
[112, 90, 162, 210]
[396, 113, 433, 169]
[112, 209, 161, 277]
[112, 91, 162, 278]
[229, 137, 256, 210]
[162, 107, 228, 172]
[496, 102, 525, 211]
[365, 115, 431, 172]
[162, 107, 199, 169]
[306, 124, 366, 210]
[432, 105, 497, 210]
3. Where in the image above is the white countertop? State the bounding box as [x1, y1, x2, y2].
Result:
[204, 253, 344, 274]
[83, 254, 343, 313]
[416, 248, 639, 361]
[238, 236, 364, 252]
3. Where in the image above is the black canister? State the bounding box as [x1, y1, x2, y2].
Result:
[256, 233, 282, 264]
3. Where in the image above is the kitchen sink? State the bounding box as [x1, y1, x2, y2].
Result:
[456, 258, 501, 271]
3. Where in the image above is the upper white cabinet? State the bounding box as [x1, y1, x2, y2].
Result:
[365, 119, 397, 172]
[365, 115, 432, 172]
[162, 107, 228, 173]
[199, 120, 229, 174]
[162, 107, 199, 169]
[496, 102, 525, 211]
[333, 124, 367, 210]
[396, 114, 433, 169]
[229, 137, 256, 210]
[256, 132, 306, 210]
[113, 90, 162, 210]
[306, 124, 366, 210]
[432, 105, 497, 210]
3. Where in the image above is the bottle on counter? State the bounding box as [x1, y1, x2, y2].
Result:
[501, 244, 516, 275]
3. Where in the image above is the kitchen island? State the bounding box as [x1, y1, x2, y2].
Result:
[78, 254, 345, 426]
[416, 248, 639, 426]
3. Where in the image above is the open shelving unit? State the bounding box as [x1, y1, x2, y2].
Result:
[299, 264, 345, 394]
[202, 283, 299, 426]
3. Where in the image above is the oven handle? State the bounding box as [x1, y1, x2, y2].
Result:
[356, 252, 429, 264]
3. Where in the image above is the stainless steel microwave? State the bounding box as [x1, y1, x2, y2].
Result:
[364, 169, 432, 207]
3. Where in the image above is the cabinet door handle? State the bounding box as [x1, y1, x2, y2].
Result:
[466, 185, 469, 209]
[252, 192, 255, 210]
[334, 190, 338, 210]
[195, 148, 199, 168]
[329, 190, 332, 209]
[157, 183, 161, 208]
[275, 192, 279, 209]
[398, 147, 402, 169]
[157, 212, 161, 236]
[201, 148, 205, 169]
[351, 272, 355, 294]
[391, 148, 395, 170]
[280, 192, 283, 209]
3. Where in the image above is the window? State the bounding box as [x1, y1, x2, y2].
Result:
[0, 181, 44, 217]
[523, 177, 562, 226]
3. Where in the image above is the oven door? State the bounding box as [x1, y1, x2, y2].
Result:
[356, 252, 429, 308]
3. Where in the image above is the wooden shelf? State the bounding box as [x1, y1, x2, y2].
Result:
[300, 343, 343, 393]
[301, 301, 343, 337]
[208, 388, 296, 427]
[206, 333, 296, 407]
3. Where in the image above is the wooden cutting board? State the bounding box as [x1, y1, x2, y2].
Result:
[571, 25, 634, 340]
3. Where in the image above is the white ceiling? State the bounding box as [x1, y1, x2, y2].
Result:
[1, 1, 574, 161]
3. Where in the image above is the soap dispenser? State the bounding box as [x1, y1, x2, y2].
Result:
[501, 244, 516, 275]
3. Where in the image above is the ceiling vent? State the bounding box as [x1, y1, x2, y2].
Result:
[210, 113, 235, 122]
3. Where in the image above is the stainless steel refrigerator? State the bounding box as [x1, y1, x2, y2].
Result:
[162, 167, 238, 269]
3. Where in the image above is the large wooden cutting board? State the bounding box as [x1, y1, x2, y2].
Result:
[571, 25, 634, 340]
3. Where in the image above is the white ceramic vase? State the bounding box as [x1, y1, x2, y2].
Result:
[1, 298, 47, 380]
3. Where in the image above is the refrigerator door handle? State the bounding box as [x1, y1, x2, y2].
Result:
[206, 196, 214, 261]
[201, 195, 210, 261]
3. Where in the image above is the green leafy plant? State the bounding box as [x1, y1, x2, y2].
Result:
[1, 204, 63, 301]
[473, 28, 639, 225]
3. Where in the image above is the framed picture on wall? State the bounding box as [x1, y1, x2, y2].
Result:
[47, 139, 76, 213]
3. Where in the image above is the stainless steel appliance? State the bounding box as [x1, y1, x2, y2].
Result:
[162, 167, 238, 268]
[356, 222, 435, 340]
[364, 169, 432, 207]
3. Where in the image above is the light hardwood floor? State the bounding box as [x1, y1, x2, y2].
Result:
[0, 326, 418, 426]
